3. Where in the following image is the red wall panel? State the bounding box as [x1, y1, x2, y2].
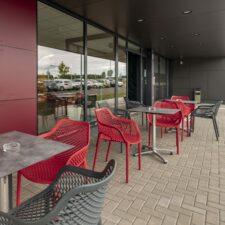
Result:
[0, 46, 36, 100]
[0, 0, 36, 51]
[0, 99, 37, 135]
[0, 0, 37, 135]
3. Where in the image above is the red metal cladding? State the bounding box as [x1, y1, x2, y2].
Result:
[0, 47, 36, 100]
[0, 0, 37, 134]
[0, 99, 37, 135]
[0, 0, 36, 51]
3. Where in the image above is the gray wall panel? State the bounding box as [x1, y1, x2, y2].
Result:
[171, 58, 225, 101]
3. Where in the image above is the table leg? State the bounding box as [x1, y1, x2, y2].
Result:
[133, 114, 174, 164]
[0, 174, 13, 212]
[65, 99, 68, 116]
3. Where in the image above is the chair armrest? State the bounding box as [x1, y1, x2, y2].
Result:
[114, 109, 129, 118]
[114, 117, 141, 138]
[198, 104, 215, 109]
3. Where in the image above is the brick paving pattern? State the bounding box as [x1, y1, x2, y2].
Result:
[15, 106, 225, 225]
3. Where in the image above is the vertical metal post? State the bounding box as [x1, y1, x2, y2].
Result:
[83, 21, 88, 121]
[151, 50, 155, 104]
[140, 48, 143, 104]
[0, 176, 9, 212]
[114, 35, 118, 110]
[166, 59, 170, 98]
[152, 114, 157, 150]
[126, 41, 129, 98]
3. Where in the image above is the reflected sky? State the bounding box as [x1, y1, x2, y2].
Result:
[38, 45, 126, 77]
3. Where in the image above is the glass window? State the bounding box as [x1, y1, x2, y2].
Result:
[128, 42, 140, 54]
[38, 2, 84, 133]
[118, 38, 127, 108]
[87, 25, 115, 122]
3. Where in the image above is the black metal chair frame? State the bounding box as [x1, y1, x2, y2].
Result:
[0, 160, 116, 225]
[191, 101, 222, 140]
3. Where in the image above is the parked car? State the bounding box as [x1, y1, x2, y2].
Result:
[54, 79, 73, 91]
[108, 79, 115, 87]
[99, 79, 111, 88]
[118, 81, 124, 87]
[91, 80, 104, 88]
[71, 80, 82, 90]
[44, 80, 58, 91]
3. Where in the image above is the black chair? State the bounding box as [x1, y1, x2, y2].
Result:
[124, 97, 146, 126]
[191, 101, 222, 140]
[0, 160, 116, 225]
[97, 100, 128, 118]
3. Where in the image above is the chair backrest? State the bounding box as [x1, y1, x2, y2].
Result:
[9, 160, 116, 225]
[87, 94, 97, 108]
[153, 101, 182, 125]
[124, 97, 141, 109]
[171, 95, 190, 101]
[97, 100, 111, 109]
[95, 107, 114, 125]
[212, 100, 223, 116]
[40, 119, 90, 165]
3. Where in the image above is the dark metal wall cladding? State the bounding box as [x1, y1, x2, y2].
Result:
[171, 58, 225, 101]
[0, 0, 37, 134]
[49, 0, 225, 58]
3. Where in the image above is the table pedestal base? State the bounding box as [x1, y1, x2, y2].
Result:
[133, 145, 175, 164]
[0, 175, 12, 212]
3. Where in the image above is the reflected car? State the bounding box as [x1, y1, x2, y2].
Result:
[44, 80, 58, 91]
[91, 80, 104, 88]
[99, 79, 111, 88]
[71, 80, 82, 90]
[118, 81, 124, 87]
[54, 79, 73, 91]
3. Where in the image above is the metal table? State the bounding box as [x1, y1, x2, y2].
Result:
[51, 92, 76, 116]
[129, 106, 181, 164]
[0, 131, 72, 212]
[166, 99, 197, 104]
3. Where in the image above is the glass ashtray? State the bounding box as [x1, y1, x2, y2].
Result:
[2, 142, 21, 152]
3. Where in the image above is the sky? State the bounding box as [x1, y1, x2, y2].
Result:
[38, 45, 126, 77]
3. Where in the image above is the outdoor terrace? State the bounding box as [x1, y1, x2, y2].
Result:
[15, 105, 225, 225]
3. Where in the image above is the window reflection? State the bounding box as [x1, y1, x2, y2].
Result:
[118, 38, 127, 109]
[87, 25, 115, 122]
[38, 2, 84, 133]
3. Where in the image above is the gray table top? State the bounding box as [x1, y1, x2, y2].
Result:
[129, 106, 180, 115]
[0, 131, 73, 178]
[166, 99, 197, 104]
[51, 93, 75, 98]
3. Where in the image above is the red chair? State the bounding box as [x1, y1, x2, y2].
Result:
[165, 100, 192, 140]
[16, 118, 90, 206]
[171, 96, 195, 135]
[147, 101, 182, 154]
[171, 95, 195, 111]
[93, 107, 142, 183]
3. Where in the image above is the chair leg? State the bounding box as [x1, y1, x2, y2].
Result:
[176, 127, 180, 155]
[186, 116, 189, 137]
[215, 117, 219, 137]
[160, 127, 163, 138]
[125, 143, 130, 183]
[83, 159, 88, 169]
[137, 143, 142, 170]
[105, 141, 112, 162]
[191, 116, 195, 132]
[181, 119, 184, 141]
[120, 142, 123, 153]
[212, 117, 219, 141]
[16, 172, 22, 206]
[92, 134, 102, 170]
[148, 124, 151, 147]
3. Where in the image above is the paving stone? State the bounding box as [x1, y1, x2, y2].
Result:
[14, 109, 225, 224]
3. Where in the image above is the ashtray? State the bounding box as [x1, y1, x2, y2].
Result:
[2, 142, 21, 152]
